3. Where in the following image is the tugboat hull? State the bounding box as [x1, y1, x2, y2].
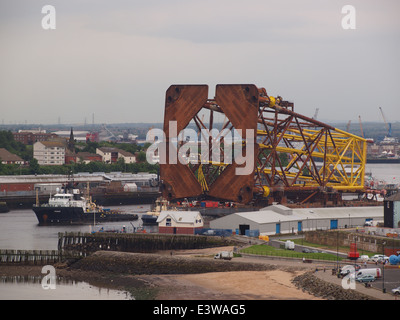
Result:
[141, 214, 158, 225]
[33, 206, 138, 225]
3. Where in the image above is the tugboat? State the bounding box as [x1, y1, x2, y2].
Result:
[33, 180, 138, 225]
[141, 198, 170, 225]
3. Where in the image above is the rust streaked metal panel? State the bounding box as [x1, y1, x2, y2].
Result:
[161, 154, 203, 200]
[215, 84, 258, 135]
[161, 85, 207, 200]
[163, 85, 208, 135]
[208, 85, 258, 202]
[208, 144, 258, 203]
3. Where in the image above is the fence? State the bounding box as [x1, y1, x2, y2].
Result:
[0, 250, 61, 265]
[194, 228, 233, 237]
[240, 246, 343, 262]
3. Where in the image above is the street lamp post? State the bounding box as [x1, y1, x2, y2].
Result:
[336, 230, 339, 271]
[382, 241, 386, 293]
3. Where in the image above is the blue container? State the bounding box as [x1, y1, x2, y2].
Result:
[389, 255, 399, 265]
[249, 230, 260, 237]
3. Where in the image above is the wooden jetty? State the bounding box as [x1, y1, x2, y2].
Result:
[58, 231, 231, 254]
[0, 232, 235, 265]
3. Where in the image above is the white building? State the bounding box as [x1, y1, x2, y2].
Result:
[96, 147, 136, 164]
[33, 141, 66, 165]
[157, 211, 204, 235]
[210, 205, 383, 236]
[117, 149, 136, 164]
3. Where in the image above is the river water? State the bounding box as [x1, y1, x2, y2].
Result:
[0, 204, 152, 300]
[0, 163, 399, 299]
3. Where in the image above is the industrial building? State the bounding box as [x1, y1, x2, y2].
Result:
[384, 193, 400, 228]
[210, 205, 383, 236]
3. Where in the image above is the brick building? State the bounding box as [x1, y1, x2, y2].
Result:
[13, 132, 58, 145]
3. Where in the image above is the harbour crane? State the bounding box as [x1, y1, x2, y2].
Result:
[358, 115, 364, 138]
[379, 107, 392, 137]
[346, 120, 351, 132]
[312, 108, 319, 120]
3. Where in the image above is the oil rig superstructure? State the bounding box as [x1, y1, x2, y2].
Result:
[159, 84, 367, 206]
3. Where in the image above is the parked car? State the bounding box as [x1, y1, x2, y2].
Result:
[302, 248, 311, 253]
[377, 256, 389, 264]
[356, 274, 375, 283]
[392, 286, 400, 295]
[340, 264, 361, 276]
[359, 255, 369, 262]
[370, 255, 389, 263]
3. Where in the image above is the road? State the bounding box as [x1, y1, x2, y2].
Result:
[260, 238, 400, 297]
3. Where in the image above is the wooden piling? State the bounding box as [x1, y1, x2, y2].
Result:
[57, 231, 229, 255]
[0, 249, 62, 265]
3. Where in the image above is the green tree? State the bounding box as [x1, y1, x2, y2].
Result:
[137, 151, 147, 162]
[29, 158, 40, 174]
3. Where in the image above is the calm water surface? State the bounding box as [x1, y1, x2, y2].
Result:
[0, 204, 152, 300]
[0, 204, 152, 250]
[0, 280, 131, 300]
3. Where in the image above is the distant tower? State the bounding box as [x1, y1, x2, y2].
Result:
[67, 127, 75, 151]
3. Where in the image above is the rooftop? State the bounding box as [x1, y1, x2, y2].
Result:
[0, 148, 23, 162]
[157, 210, 202, 224]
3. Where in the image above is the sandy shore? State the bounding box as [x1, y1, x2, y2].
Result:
[0, 246, 327, 300]
[138, 245, 320, 299]
[138, 270, 320, 300]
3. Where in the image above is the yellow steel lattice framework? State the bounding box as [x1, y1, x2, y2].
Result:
[255, 86, 367, 202]
[257, 128, 367, 192]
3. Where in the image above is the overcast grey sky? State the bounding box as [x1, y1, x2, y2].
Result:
[0, 0, 399, 125]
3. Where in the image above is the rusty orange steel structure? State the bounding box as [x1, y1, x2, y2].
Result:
[160, 84, 367, 205]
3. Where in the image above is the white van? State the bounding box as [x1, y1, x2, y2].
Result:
[355, 268, 381, 279]
[285, 240, 295, 250]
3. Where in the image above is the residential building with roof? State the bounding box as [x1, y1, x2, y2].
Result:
[157, 211, 204, 234]
[96, 147, 136, 164]
[33, 141, 66, 165]
[0, 148, 25, 165]
[13, 131, 58, 145]
[76, 152, 102, 164]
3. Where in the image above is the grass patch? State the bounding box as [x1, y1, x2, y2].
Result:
[241, 244, 343, 261]
[283, 239, 380, 257]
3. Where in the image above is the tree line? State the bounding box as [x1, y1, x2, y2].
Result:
[0, 130, 158, 175]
